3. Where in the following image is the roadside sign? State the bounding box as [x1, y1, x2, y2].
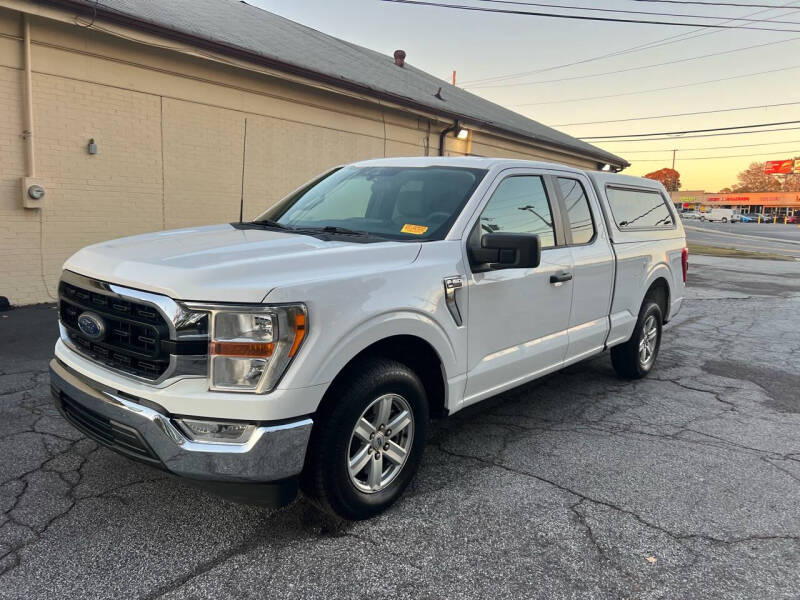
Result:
[765, 159, 793, 174]
[794, 159, 800, 174]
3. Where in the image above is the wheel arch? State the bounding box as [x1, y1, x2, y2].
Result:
[642, 275, 671, 322]
[316, 334, 448, 421]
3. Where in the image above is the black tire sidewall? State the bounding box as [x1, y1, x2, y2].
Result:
[318, 361, 428, 520]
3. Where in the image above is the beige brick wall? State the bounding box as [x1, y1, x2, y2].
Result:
[0, 5, 603, 305]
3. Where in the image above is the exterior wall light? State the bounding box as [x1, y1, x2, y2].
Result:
[88, 138, 98, 155]
[456, 128, 469, 140]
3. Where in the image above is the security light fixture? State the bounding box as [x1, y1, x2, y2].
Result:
[456, 128, 469, 140]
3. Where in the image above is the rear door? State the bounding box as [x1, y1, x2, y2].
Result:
[463, 169, 574, 406]
[553, 175, 615, 363]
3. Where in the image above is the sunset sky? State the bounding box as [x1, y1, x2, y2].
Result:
[250, 0, 800, 192]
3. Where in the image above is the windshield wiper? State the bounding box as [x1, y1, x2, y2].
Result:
[298, 225, 370, 236]
[249, 219, 295, 231]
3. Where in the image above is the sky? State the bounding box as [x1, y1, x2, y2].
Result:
[249, 0, 800, 192]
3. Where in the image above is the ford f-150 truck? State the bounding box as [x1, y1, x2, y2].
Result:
[50, 157, 687, 520]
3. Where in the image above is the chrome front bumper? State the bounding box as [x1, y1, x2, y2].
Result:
[49, 359, 313, 484]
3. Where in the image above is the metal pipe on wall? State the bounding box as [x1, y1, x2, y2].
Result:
[23, 14, 36, 178]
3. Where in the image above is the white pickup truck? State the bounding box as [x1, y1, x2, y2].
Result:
[50, 157, 687, 519]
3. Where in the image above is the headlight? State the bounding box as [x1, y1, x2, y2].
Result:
[197, 304, 306, 393]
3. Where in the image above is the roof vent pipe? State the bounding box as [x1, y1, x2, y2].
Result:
[393, 49, 406, 67]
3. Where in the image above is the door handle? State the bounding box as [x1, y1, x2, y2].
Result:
[550, 271, 573, 284]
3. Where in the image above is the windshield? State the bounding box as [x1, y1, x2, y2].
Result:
[256, 166, 487, 241]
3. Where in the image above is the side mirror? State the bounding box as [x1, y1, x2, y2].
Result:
[469, 232, 541, 271]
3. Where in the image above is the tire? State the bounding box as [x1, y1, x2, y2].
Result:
[722, 217, 728, 223]
[301, 358, 428, 520]
[700, 216, 706, 222]
[610, 301, 663, 380]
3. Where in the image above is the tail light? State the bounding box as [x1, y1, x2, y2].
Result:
[681, 247, 689, 283]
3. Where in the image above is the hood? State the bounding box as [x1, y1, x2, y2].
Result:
[63, 224, 422, 302]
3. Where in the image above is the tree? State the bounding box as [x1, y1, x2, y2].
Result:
[644, 168, 681, 191]
[725, 159, 800, 192]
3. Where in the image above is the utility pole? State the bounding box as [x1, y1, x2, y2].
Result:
[452, 70, 456, 86]
[672, 149, 677, 170]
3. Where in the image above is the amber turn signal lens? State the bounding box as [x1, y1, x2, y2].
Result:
[288, 314, 306, 358]
[209, 341, 275, 357]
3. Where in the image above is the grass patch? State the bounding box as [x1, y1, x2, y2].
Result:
[688, 242, 794, 261]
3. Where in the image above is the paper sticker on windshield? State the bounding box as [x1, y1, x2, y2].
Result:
[401, 224, 428, 235]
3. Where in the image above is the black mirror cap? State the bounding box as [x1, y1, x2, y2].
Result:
[470, 232, 541, 271]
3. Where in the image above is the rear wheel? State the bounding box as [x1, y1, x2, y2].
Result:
[611, 301, 662, 379]
[301, 358, 428, 520]
[722, 217, 728, 223]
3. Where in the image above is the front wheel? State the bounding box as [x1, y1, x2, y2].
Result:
[722, 217, 728, 223]
[610, 301, 663, 379]
[301, 358, 428, 520]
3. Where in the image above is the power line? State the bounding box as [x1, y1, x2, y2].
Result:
[630, 148, 800, 161]
[510, 62, 800, 106]
[633, 1, 791, 8]
[551, 100, 800, 127]
[473, 0, 800, 23]
[380, 0, 800, 31]
[596, 125, 800, 141]
[465, 36, 800, 88]
[582, 120, 800, 140]
[612, 139, 800, 153]
[459, 0, 800, 86]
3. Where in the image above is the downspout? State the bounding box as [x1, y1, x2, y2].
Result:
[23, 14, 35, 178]
[438, 121, 458, 157]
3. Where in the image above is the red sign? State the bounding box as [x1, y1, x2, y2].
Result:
[765, 159, 793, 174]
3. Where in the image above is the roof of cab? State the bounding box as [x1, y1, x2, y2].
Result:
[351, 156, 587, 174]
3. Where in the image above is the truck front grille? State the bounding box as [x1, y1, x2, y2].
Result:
[59, 281, 173, 380]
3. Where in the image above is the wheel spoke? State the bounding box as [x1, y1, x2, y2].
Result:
[383, 440, 407, 465]
[349, 446, 371, 476]
[353, 418, 374, 443]
[368, 453, 383, 489]
[386, 409, 411, 436]
[375, 396, 392, 427]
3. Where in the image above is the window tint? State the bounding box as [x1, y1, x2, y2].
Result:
[606, 187, 674, 229]
[479, 176, 555, 247]
[558, 178, 595, 244]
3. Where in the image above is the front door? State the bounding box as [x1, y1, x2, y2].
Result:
[463, 172, 574, 406]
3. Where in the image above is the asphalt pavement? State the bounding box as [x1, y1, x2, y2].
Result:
[684, 221, 800, 259]
[1, 257, 800, 599]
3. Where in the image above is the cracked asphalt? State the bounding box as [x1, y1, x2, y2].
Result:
[1, 254, 799, 599]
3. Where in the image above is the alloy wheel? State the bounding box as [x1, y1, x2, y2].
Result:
[347, 394, 414, 493]
[638, 315, 658, 367]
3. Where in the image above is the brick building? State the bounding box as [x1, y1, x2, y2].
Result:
[0, 0, 627, 305]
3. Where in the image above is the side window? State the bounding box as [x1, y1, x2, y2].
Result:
[479, 176, 556, 248]
[606, 187, 674, 229]
[557, 178, 595, 245]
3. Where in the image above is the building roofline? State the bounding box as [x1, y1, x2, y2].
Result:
[34, 0, 629, 169]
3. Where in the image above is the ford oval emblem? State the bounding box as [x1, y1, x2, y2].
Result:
[77, 312, 105, 340]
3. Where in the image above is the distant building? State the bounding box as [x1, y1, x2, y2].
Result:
[671, 191, 800, 216]
[1, 0, 627, 305]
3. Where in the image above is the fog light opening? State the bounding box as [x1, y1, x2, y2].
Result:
[177, 418, 256, 444]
